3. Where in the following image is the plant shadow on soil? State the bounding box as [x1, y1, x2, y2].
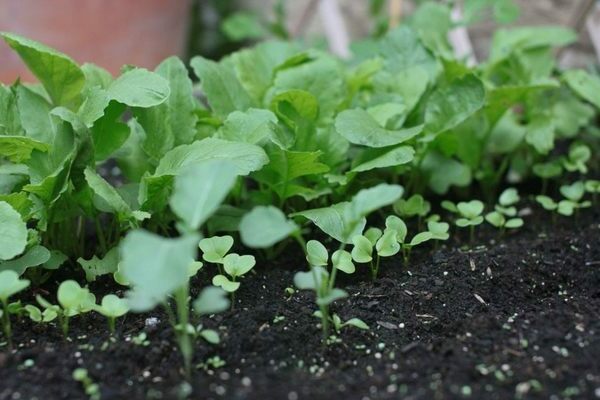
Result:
[1, 206, 599, 400]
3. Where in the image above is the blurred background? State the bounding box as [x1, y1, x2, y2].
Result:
[1, 0, 599, 83]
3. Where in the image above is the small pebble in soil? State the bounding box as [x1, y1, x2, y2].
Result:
[145, 317, 160, 327]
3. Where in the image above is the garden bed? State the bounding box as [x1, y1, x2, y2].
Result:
[2, 207, 599, 400]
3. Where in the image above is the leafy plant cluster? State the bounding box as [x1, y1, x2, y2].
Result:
[1, 0, 599, 382]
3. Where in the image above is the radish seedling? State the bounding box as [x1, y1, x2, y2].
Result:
[199, 235, 234, 273]
[558, 181, 591, 217]
[585, 180, 600, 203]
[562, 143, 591, 174]
[442, 200, 485, 243]
[212, 253, 256, 307]
[33, 280, 96, 336]
[0, 270, 30, 347]
[485, 188, 524, 233]
[93, 294, 129, 334]
[393, 194, 431, 228]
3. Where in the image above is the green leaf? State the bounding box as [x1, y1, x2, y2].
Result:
[212, 274, 240, 292]
[217, 108, 277, 145]
[376, 230, 401, 257]
[294, 266, 328, 290]
[84, 167, 132, 219]
[0, 201, 28, 261]
[343, 318, 369, 330]
[239, 206, 298, 248]
[379, 26, 439, 81]
[15, 85, 56, 143]
[317, 288, 348, 306]
[505, 218, 524, 229]
[200, 329, 221, 344]
[349, 184, 404, 220]
[77, 247, 119, 282]
[254, 148, 330, 201]
[0, 270, 30, 302]
[352, 146, 415, 172]
[1, 32, 85, 107]
[526, 118, 554, 154]
[57, 280, 96, 313]
[351, 235, 373, 263]
[425, 74, 485, 134]
[499, 188, 520, 207]
[191, 56, 253, 118]
[92, 102, 130, 161]
[306, 240, 328, 266]
[536, 195, 557, 211]
[0, 136, 50, 163]
[560, 182, 585, 202]
[120, 230, 199, 311]
[385, 216, 408, 243]
[134, 57, 198, 159]
[154, 138, 268, 177]
[170, 160, 239, 230]
[199, 236, 234, 264]
[394, 194, 429, 218]
[336, 108, 423, 148]
[223, 253, 255, 277]
[410, 231, 433, 246]
[490, 26, 577, 62]
[421, 152, 471, 194]
[107, 68, 170, 108]
[457, 200, 485, 219]
[292, 203, 365, 244]
[564, 69, 600, 109]
[0, 245, 51, 275]
[96, 294, 129, 318]
[332, 250, 355, 274]
[428, 221, 449, 240]
[194, 286, 230, 315]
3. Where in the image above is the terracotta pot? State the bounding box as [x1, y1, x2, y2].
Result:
[0, 0, 191, 83]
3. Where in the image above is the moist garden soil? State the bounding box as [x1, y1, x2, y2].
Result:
[1, 206, 599, 400]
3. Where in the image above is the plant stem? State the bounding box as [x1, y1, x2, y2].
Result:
[175, 286, 192, 381]
[108, 317, 115, 335]
[469, 225, 475, 244]
[1, 299, 12, 349]
[95, 217, 107, 254]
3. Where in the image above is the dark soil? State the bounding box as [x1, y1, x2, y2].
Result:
[1, 206, 600, 400]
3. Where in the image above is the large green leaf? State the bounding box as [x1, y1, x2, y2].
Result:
[84, 167, 132, 219]
[254, 147, 329, 201]
[1, 32, 85, 107]
[425, 74, 485, 134]
[239, 206, 298, 248]
[0, 245, 51, 275]
[217, 108, 277, 145]
[351, 146, 415, 172]
[15, 85, 56, 143]
[154, 137, 268, 177]
[120, 230, 198, 311]
[135, 57, 198, 160]
[564, 70, 600, 110]
[335, 108, 423, 148]
[379, 26, 439, 81]
[490, 26, 577, 62]
[0, 136, 50, 163]
[292, 202, 365, 244]
[169, 161, 239, 230]
[0, 201, 27, 261]
[191, 56, 253, 118]
[0, 85, 23, 135]
[107, 68, 170, 108]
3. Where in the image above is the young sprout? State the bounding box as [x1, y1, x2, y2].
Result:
[562, 143, 591, 174]
[199, 235, 234, 274]
[558, 181, 591, 217]
[94, 294, 129, 334]
[485, 188, 524, 233]
[0, 270, 30, 348]
[442, 200, 485, 243]
[585, 180, 600, 204]
[296, 240, 364, 342]
[533, 161, 562, 195]
[73, 368, 100, 400]
[212, 253, 256, 307]
[313, 311, 369, 335]
[34, 280, 96, 336]
[393, 194, 431, 228]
